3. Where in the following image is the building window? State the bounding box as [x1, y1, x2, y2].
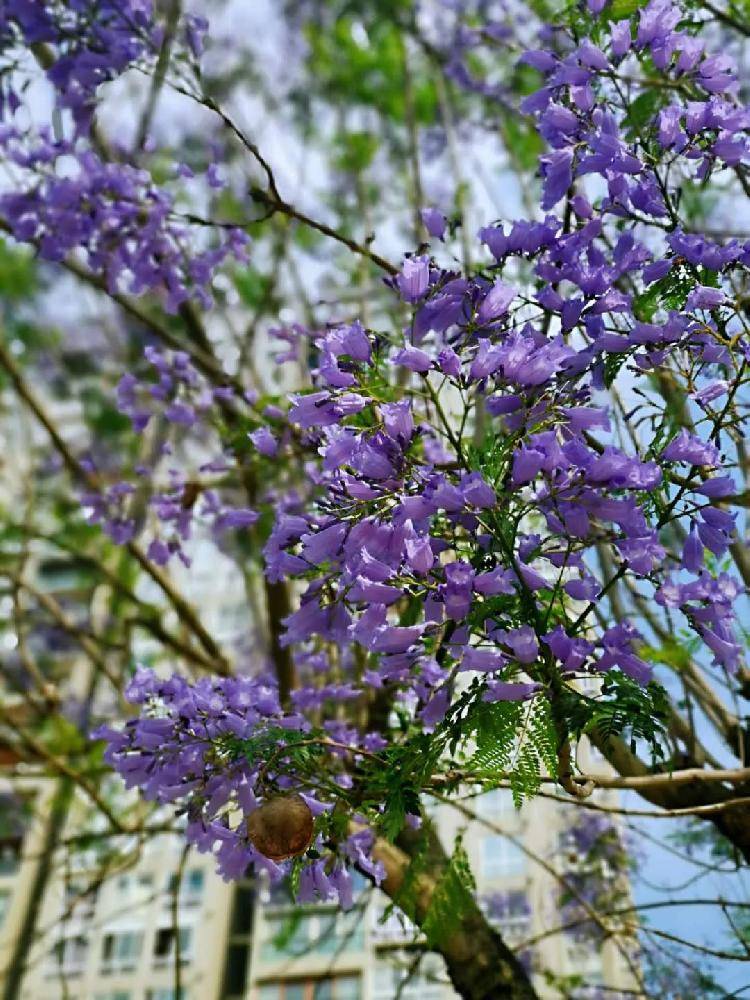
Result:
[166, 868, 204, 905]
[373, 954, 447, 1000]
[478, 787, 514, 818]
[230, 884, 255, 935]
[116, 873, 153, 896]
[145, 990, 187, 1000]
[100, 931, 142, 973]
[480, 890, 531, 941]
[49, 935, 89, 976]
[0, 889, 10, 927]
[370, 904, 419, 945]
[222, 942, 249, 996]
[0, 836, 22, 877]
[257, 977, 361, 1000]
[64, 881, 98, 920]
[153, 926, 193, 965]
[480, 836, 525, 879]
[261, 909, 364, 961]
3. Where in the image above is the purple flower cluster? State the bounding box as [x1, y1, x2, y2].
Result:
[522, 0, 749, 212]
[0, 1, 208, 131]
[557, 812, 632, 943]
[103, 347, 264, 565]
[94, 0, 750, 899]
[0, 1, 155, 128]
[97, 667, 384, 900]
[0, 129, 248, 310]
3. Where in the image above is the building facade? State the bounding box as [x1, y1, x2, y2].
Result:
[0, 775, 636, 1000]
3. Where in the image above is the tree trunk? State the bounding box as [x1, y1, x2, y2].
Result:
[2, 778, 73, 1000]
[368, 823, 540, 1000]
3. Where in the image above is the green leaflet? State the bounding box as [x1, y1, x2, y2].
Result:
[464, 696, 557, 807]
[561, 671, 669, 761]
[467, 699, 524, 775]
[509, 697, 558, 808]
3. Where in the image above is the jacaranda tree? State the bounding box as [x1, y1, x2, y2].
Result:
[1, 0, 750, 997]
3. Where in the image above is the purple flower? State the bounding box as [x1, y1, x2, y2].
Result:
[392, 346, 432, 373]
[249, 427, 278, 456]
[662, 429, 720, 466]
[685, 285, 728, 310]
[477, 279, 516, 324]
[437, 346, 461, 378]
[381, 400, 413, 440]
[441, 560, 475, 619]
[540, 148, 573, 209]
[504, 626, 539, 664]
[512, 446, 545, 486]
[483, 681, 541, 702]
[421, 207, 447, 240]
[396, 256, 430, 302]
[682, 527, 704, 573]
[598, 622, 651, 685]
[460, 472, 496, 508]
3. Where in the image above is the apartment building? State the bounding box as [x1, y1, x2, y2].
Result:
[0, 495, 636, 1000]
[0, 769, 636, 1000]
[0, 362, 637, 1000]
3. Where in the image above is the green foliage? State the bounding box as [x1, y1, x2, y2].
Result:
[333, 131, 380, 174]
[39, 714, 88, 756]
[668, 819, 738, 864]
[230, 726, 325, 776]
[608, 0, 648, 18]
[466, 699, 524, 775]
[640, 640, 693, 672]
[602, 348, 635, 389]
[0, 239, 36, 301]
[500, 113, 545, 173]
[379, 779, 422, 841]
[79, 385, 131, 438]
[389, 829, 428, 924]
[233, 266, 274, 308]
[304, 17, 437, 124]
[469, 425, 523, 481]
[421, 833, 476, 948]
[373, 735, 439, 840]
[622, 89, 668, 140]
[271, 908, 304, 952]
[460, 694, 557, 807]
[358, 357, 400, 403]
[509, 697, 558, 807]
[562, 671, 669, 759]
[634, 263, 718, 323]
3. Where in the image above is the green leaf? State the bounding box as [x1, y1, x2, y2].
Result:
[333, 131, 379, 173]
[608, 0, 647, 18]
[622, 89, 667, 139]
[39, 715, 87, 756]
[467, 700, 523, 775]
[0, 239, 36, 301]
[561, 673, 669, 762]
[233, 267, 273, 308]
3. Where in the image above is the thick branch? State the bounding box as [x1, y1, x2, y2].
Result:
[367, 823, 540, 1000]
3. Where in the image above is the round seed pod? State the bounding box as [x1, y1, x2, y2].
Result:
[246, 793, 314, 862]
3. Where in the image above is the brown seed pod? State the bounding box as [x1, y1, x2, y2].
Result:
[246, 793, 314, 862]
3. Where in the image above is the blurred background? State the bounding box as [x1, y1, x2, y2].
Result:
[0, 1, 749, 998]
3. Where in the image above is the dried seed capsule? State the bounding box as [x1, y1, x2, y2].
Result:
[246, 793, 314, 862]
